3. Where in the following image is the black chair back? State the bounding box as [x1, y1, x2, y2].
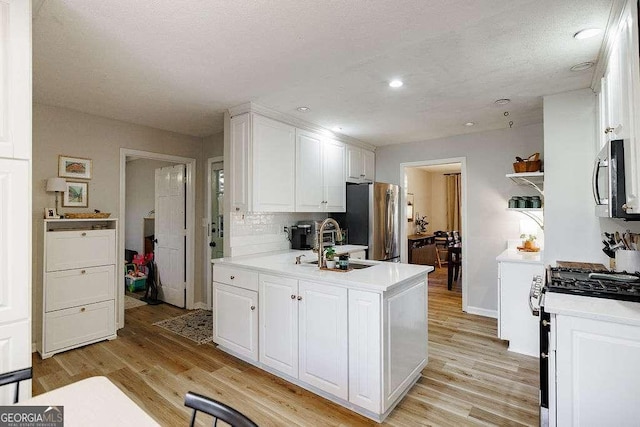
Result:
[184, 391, 258, 427]
[0, 367, 32, 403]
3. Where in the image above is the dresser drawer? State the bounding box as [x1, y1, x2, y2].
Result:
[45, 265, 115, 312]
[44, 301, 115, 354]
[46, 229, 116, 271]
[213, 265, 258, 291]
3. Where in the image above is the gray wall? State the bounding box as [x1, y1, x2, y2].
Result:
[376, 123, 544, 314]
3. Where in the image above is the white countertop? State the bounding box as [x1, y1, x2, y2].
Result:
[212, 248, 433, 292]
[496, 248, 543, 264]
[544, 292, 640, 327]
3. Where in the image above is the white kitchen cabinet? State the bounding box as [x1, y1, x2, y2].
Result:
[298, 280, 348, 399]
[553, 314, 640, 426]
[213, 282, 258, 361]
[229, 113, 251, 213]
[259, 274, 299, 376]
[40, 220, 118, 359]
[497, 260, 543, 356]
[347, 146, 375, 183]
[349, 250, 366, 260]
[295, 130, 346, 212]
[252, 115, 296, 212]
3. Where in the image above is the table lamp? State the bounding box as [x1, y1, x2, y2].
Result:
[46, 177, 66, 213]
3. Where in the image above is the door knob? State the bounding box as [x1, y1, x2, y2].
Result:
[291, 294, 296, 299]
[209, 242, 216, 247]
[297, 296, 302, 301]
[153, 238, 158, 243]
[250, 306, 255, 311]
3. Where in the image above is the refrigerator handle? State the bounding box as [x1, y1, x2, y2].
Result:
[385, 190, 393, 255]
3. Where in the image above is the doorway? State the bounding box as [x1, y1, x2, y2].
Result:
[118, 148, 197, 329]
[400, 157, 468, 312]
[205, 156, 224, 309]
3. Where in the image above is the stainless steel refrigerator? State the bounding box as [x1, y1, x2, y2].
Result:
[340, 182, 400, 261]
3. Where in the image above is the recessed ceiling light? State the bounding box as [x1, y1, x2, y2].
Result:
[574, 28, 602, 40]
[389, 79, 404, 88]
[296, 106, 310, 112]
[464, 122, 475, 127]
[570, 61, 595, 72]
[494, 98, 511, 105]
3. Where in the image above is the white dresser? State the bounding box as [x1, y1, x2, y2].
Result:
[39, 219, 118, 359]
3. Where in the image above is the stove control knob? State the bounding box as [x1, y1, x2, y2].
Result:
[541, 352, 549, 359]
[542, 320, 550, 327]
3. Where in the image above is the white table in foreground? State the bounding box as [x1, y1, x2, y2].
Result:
[16, 376, 159, 427]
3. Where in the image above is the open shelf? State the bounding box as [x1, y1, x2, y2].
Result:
[506, 172, 544, 196]
[506, 208, 543, 212]
[506, 207, 543, 229]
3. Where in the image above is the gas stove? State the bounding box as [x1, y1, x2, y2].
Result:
[546, 267, 640, 302]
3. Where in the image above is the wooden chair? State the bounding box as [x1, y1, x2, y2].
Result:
[0, 367, 32, 403]
[184, 391, 258, 427]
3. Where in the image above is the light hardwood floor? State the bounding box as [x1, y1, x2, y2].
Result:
[32, 268, 539, 426]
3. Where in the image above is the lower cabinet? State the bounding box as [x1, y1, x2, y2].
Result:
[552, 314, 640, 426]
[213, 282, 258, 361]
[259, 275, 349, 400]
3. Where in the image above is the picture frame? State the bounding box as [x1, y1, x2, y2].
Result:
[62, 181, 89, 208]
[44, 207, 57, 219]
[58, 155, 92, 180]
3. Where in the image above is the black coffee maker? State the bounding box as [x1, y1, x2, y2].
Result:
[290, 224, 312, 250]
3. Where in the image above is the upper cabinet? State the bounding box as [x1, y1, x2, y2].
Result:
[228, 107, 369, 213]
[252, 115, 296, 212]
[347, 146, 375, 183]
[296, 130, 346, 212]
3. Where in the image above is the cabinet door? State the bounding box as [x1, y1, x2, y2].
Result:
[252, 115, 296, 212]
[295, 129, 324, 212]
[348, 290, 381, 413]
[362, 150, 375, 182]
[229, 113, 250, 212]
[347, 146, 363, 182]
[0, 320, 31, 403]
[555, 315, 640, 426]
[323, 139, 346, 212]
[213, 282, 258, 361]
[498, 262, 543, 356]
[259, 274, 298, 377]
[0, 159, 29, 325]
[298, 281, 348, 399]
[0, 0, 30, 160]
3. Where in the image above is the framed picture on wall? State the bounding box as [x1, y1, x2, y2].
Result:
[58, 155, 92, 179]
[63, 181, 89, 207]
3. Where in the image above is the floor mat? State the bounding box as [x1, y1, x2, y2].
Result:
[124, 294, 147, 310]
[152, 309, 213, 344]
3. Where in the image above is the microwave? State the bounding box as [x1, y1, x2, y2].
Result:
[593, 139, 639, 219]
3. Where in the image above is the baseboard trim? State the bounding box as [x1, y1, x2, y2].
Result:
[465, 306, 498, 319]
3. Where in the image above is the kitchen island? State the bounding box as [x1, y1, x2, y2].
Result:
[211, 249, 432, 422]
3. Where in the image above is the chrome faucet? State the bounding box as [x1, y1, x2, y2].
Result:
[315, 218, 343, 269]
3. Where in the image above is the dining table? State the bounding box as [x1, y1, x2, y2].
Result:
[15, 376, 160, 426]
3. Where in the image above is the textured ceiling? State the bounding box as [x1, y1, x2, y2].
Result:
[33, 0, 613, 146]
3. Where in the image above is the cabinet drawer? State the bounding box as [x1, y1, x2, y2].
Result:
[44, 301, 115, 353]
[213, 265, 258, 291]
[45, 265, 115, 312]
[46, 230, 116, 271]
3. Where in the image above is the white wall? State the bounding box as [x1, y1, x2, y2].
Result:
[376, 123, 543, 315]
[33, 103, 217, 339]
[543, 89, 606, 265]
[124, 158, 174, 254]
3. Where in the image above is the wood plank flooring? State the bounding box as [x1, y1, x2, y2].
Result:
[32, 268, 539, 426]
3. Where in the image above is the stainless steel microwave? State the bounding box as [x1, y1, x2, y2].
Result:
[593, 139, 639, 219]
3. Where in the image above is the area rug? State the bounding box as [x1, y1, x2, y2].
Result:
[153, 309, 213, 345]
[124, 295, 147, 310]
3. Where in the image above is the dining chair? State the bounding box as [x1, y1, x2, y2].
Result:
[184, 391, 258, 427]
[0, 367, 32, 404]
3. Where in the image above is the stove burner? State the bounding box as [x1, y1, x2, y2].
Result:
[546, 267, 640, 303]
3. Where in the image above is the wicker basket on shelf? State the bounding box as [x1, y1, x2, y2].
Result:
[63, 212, 111, 219]
[513, 153, 541, 173]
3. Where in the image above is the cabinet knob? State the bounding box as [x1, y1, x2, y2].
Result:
[541, 352, 548, 359]
[604, 127, 615, 134]
[81, 270, 86, 274]
[250, 305, 255, 311]
[235, 207, 240, 211]
[81, 232, 87, 237]
[291, 294, 296, 299]
[80, 307, 86, 312]
[297, 296, 302, 301]
[230, 275, 235, 280]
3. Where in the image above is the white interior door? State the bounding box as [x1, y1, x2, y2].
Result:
[155, 164, 186, 307]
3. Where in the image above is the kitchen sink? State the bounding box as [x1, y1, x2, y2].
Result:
[304, 260, 374, 269]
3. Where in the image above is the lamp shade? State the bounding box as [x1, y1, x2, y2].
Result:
[46, 177, 66, 192]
